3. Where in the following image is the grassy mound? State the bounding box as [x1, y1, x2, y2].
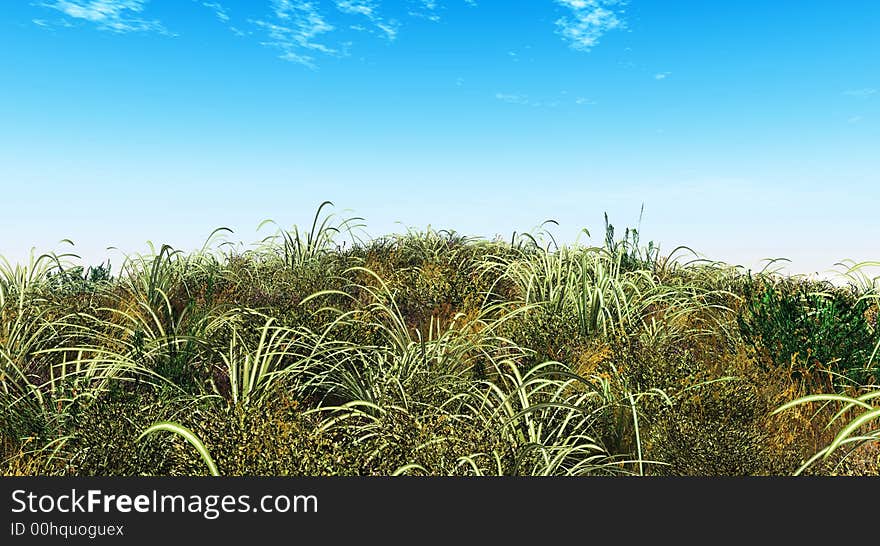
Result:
[2, 203, 879, 475]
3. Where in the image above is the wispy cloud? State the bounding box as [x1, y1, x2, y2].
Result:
[198, 1, 230, 23]
[654, 71, 671, 80]
[195, 1, 251, 38]
[32, 1, 629, 67]
[32, 16, 74, 30]
[336, 0, 375, 17]
[408, 0, 441, 22]
[252, 1, 338, 68]
[843, 88, 877, 98]
[335, 1, 399, 40]
[252, 1, 412, 66]
[554, 0, 626, 51]
[496, 92, 577, 108]
[40, 0, 170, 34]
[496, 92, 533, 105]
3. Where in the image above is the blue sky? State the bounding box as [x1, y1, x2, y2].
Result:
[1, 1, 878, 275]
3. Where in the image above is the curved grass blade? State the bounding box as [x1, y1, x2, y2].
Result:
[138, 422, 219, 477]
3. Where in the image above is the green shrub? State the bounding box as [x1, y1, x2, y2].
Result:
[738, 277, 880, 384]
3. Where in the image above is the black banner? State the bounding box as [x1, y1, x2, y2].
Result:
[1, 477, 874, 543]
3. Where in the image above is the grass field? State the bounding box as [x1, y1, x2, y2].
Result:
[2, 203, 879, 476]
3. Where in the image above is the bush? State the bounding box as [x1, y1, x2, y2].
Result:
[738, 277, 880, 384]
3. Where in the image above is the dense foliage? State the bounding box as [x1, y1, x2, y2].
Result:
[3, 203, 879, 476]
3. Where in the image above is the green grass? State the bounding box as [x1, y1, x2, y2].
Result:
[2, 203, 878, 476]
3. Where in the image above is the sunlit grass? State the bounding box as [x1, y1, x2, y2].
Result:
[2, 203, 878, 476]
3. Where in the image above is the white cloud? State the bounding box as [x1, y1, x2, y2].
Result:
[843, 88, 877, 98]
[336, 0, 375, 17]
[199, 1, 230, 23]
[496, 93, 532, 105]
[253, 1, 337, 68]
[408, 0, 441, 22]
[654, 72, 670, 80]
[335, 1, 399, 40]
[376, 22, 399, 40]
[497, 91, 592, 108]
[495, 93, 562, 108]
[554, 0, 626, 51]
[196, 1, 251, 38]
[33, 1, 629, 67]
[252, 1, 412, 66]
[41, 0, 170, 34]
